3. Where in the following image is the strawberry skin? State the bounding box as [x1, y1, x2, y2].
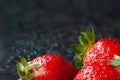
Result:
[83, 38, 120, 65]
[17, 53, 78, 80]
[74, 61, 120, 80]
[30, 54, 78, 80]
[71, 28, 120, 80]
[71, 28, 120, 67]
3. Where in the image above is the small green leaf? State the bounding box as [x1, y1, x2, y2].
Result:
[70, 27, 95, 68]
[16, 56, 40, 80]
[74, 61, 83, 68]
[110, 59, 120, 66]
[74, 53, 84, 68]
[27, 74, 33, 80]
[70, 44, 85, 53]
[29, 64, 40, 70]
[17, 62, 22, 77]
[19, 62, 25, 71]
[109, 54, 120, 67]
[78, 34, 86, 46]
[19, 56, 28, 66]
[114, 54, 120, 60]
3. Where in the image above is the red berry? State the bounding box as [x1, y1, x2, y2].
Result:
[17, 53, 78, 80]
[74, 61, 120, 80]
[71, 28, 120, 67]
[83, 38, 120, 65]
[71, 28, 120, 80]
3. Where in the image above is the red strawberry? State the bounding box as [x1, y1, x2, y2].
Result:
[74, 58, 120, 80]
[71, 28, 120, 67]
[17, 53, 78, 80]
[83, 38, 120, 65]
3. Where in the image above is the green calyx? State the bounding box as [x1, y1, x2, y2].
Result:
[109, 54, 120, 66]
[109, 54, 120, 72]
[70, 28, 95, 68]
[109, 54, 120, 73]
[17, 56, 40, 80]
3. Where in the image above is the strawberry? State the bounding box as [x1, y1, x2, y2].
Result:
[74, 55, 120, 80]
[16, 53, 78, 80]
[83, 37, 120, 66]
[71, 28, 120, 67]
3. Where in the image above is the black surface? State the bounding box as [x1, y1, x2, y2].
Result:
[0, 0, 120, 80]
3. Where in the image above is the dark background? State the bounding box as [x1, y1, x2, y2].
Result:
[0, 0, 120, 80]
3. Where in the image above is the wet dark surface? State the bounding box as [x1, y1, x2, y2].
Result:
[0, 0, 120, 80]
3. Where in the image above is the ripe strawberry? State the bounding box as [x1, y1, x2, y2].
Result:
[74, 57, 120, 80]
[83, 37, 120, 66]
[17, 53, 78, 80]
[71, 28, 120, 67]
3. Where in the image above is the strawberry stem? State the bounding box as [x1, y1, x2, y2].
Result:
[70, 28, 95, 68]
[16, 56, 40, 80]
